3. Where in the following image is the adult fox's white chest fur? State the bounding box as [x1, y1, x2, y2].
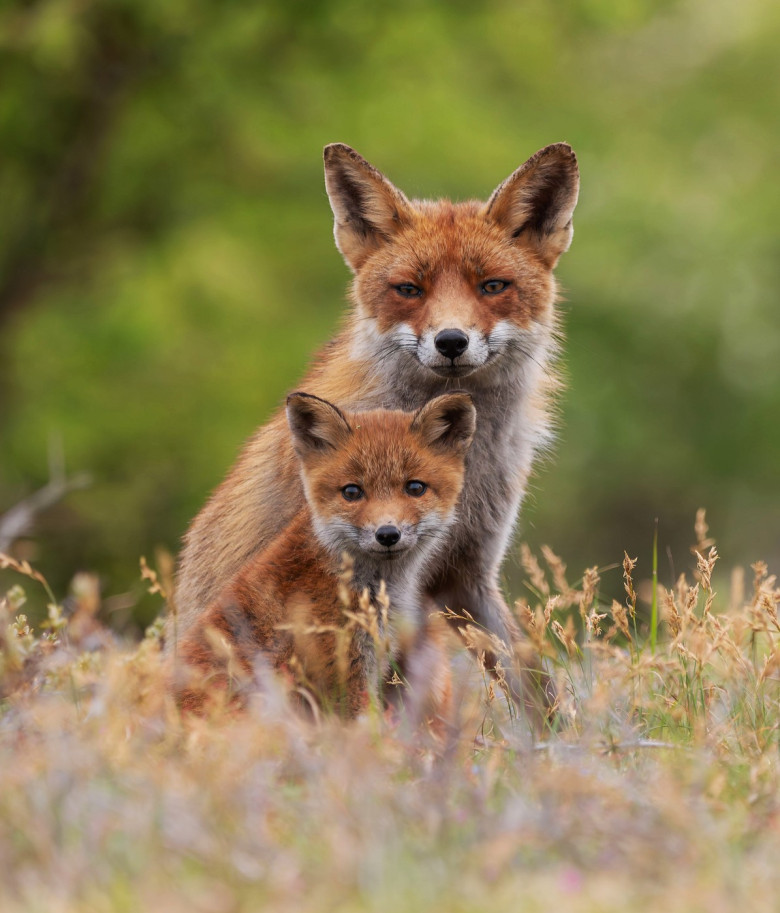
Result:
[175, 142, 580, 722]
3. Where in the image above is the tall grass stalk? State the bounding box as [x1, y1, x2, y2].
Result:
[651, 518, 659, 654]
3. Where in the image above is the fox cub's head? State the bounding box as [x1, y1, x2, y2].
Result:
[286, 392, 475, 569]
[324, 142, 579, 383]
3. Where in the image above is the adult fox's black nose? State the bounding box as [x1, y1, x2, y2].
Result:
[434, 328, 469, 360]
[375, 525, 401, 547]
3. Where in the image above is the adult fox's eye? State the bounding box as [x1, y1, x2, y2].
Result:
[341, 484, 364, 502]
[404, 480, 427, 497]
[394, 283, 423, 298]
[480, 279, 510, 295]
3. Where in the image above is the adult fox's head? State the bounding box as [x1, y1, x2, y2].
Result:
[286, 392, 475, 574]
[324, 143, 579, 385]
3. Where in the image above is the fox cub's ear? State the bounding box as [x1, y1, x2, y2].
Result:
[485, 143, 579, 269]
[323, 144, 413, 272]
[412, 393, 476, 455]
[287, 393, 352, 456]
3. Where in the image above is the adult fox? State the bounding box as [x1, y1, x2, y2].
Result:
[176, 142, 580, 722]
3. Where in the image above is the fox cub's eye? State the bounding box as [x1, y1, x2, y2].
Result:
[394, 283, 423, 298]
[341, 484, 364, 502]
[480, 279, 510, 295]
[404, 480, 427, 497]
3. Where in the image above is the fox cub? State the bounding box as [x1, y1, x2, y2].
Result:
[177, 142, 579, 720]
[175, 392, 475, 717]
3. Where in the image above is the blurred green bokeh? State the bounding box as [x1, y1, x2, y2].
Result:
[1, 0, 779, 625]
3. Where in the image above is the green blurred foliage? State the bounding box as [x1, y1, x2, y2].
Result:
[1, 0, 779, 623]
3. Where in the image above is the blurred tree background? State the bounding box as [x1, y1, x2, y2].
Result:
[1, 0, 778, 627]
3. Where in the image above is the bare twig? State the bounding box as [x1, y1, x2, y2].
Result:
[0, 472, 91, 553]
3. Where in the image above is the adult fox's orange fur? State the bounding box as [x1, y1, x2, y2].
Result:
[176, 393, 475, 718]
[175, 142, 580, 721]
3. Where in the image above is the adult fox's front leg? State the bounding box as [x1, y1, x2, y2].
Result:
[431, 576, 555, 733]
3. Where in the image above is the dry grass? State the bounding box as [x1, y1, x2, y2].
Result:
[2, 516, 780, 912]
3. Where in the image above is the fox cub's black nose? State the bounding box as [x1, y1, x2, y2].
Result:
[375, 525, 401, 547]
[434, 328, 469, 360]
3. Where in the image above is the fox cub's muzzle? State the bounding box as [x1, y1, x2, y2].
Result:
[375, 525, 401, 547]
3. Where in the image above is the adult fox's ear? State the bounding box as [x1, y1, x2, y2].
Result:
[484, 143, 579, 269]
[287, 393, 352, 457]
[323, 144, 413, 272]
[411, 393, 476, 455]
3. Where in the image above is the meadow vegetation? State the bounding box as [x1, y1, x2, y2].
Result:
[2, 513, 780, 912]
